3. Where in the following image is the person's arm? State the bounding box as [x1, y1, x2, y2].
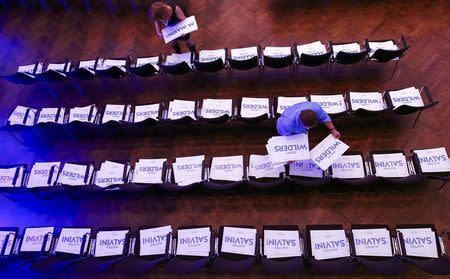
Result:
[175, 6, 187, 20]
[323, 121, 341, 139]
[154, 21, 164, 38]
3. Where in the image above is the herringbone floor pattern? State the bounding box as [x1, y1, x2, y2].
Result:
[0, 1, 449, 278]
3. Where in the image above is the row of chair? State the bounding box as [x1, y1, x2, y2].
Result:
[0, 223, 448, 275]
[0, 148, 448, 198]
[3, 86, 437, 135]
[1, 37, 409, 85]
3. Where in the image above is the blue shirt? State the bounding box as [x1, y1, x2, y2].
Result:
[277, 101, 331, 136]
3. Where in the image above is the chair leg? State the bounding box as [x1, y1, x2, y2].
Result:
[391, 60, 399, 80]
[411, 110, 422, 129]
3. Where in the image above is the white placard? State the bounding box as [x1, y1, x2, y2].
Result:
[176, 227, 211, 257]
[134, 104, 160, 123]
[69, 105, 97, 123]
[139, 226, 172, 256]
[389, 87, 424, 109]
[133, 159, 166, 184]
[368, 40, 399, 57]
[264, 230, 302, 259]
[18, 64, 36, 74]
[310, 229, 350, 260]
[94, 161, 127, 187]
[201, 99, 232, 119]
[165, 52, 192, 68]
[276, 96, 308, 115]
[209, 155, 243, 182]
[55, 228, 91, 255]
[331, 155, 365, 179]
[199, 49, 226, 63]
[95, 230, 128, 258]
[27, 162, 61, 188]
[97, 59, 126, 70]
[352, 228, 393, 257]
[248, 154, 284, 179]
[8, 106, 36, 126]
[38, 108, 65, 124]
[0, 167, 21, 187]
[168, 100, 196, 120]
[58, 163, 92, 186]
[296, 41, 327, 56]
[310, 94, 347, 114]
[21, 227, 54, 253]
[0, 231, 16, 255]
[240, 97, 270, 118]
[263, 46, 291, 58]
[136, 56, 160, 71]
[79, 60, 96, 69]
[414, 147, 450, 173]
[349, 92, 385, 111]
[397, 228, 438, 258]
[162, 16, 198, 44]
[332, 42, 361, 58]
[289, 160, 323, 178]
[372, 153, 409, 178]
[230, 46, 258, 61]
[221, 227, 256, 256]
[47, 62, 69, 72]
[266, 133, 310, 165]
[310, 134, 350, 170]
[102, 104, 130, 123]
[173, 155, 204, 186]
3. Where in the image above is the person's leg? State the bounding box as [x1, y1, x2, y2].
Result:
[172, 41, 181, 54]
[185, 39, 197, 57]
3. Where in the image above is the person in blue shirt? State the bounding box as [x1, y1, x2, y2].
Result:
[277, 101, 341, 139]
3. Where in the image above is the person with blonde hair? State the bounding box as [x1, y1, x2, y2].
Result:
[150, 1, 197, 55]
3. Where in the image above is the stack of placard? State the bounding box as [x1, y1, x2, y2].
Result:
[37, 107, 66, 124]
[133, 103, 160, 123]
[172, 155, 204, 186]
[167, 100, 196, 120]
[296, 41, 327, 56]
[68, 105, 98, 123]
[96, 59, 127, 71]
[310, 229, 350, 260]
[200, 99, 233, 119]
[352, 228, 393, 257]
[20, 227, 54, 254]
[330, 154, 366, 179]
[57, 163, 94, 186]
[94, 229, 129, 258]
[348, 92, 386, 112]
[221, 226, 257, 256]
[78, 60, 97, 74]
[289, 160, 323, 178]
[388, 86, 424, 110]
[101, 104, 132, 124]
[263, 228, 302, 259]
[248, 154, 284, 179]
[371, 153, 409, 178]
[94, 161, 130, 188]
[176, 227, 211, 257]
[396, 228, 438, 258]
[27, 162, 61, 188]
[240, 97, 270, 118]
[55, 228, 91, 255]
[266, 133, 310, 166]
[412, 147, 450, 174]
[139, 225, 172, 256]
[136, 56, 160, 71]
[7, 106, 37, 126]
[0, 165, 25, 187]
[132, 159, 166, 184]
[209, 155, 244, 182]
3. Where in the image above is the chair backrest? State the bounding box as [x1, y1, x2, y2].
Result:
[372, 48, 408, 62]
[335, 51, 368, 64]
[299, 52, 332, 67]
[161, 61, 192, 75]
[194, 59, 225, 72]
[263, 54, 294, 69]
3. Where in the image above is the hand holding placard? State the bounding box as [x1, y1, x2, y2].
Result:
[162, 16, 198, 44]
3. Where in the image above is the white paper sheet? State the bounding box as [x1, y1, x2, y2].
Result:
[199, 49, 226, 63]
[310, 229, 350, 260]
[240, 97, 270, 118]
[310, 94, 347, 114]
[201, 99, 232, 119]
[8, 106, 36, 126]
[94, 161, 127, 187]
[266, 133, 310, 165]
[296, 41, 327, 56]
[27, 162, 61, 188]
[230, 46, 258, 61]
[173, 155, 204, 186]
[414, 147, 450, 173]
[372, 153, 409, 178]
[168, 100, 196, 120]
[97, 59, 126, 70]
[134, 104, 160, 122]
[349, 92, 385, 111]
[289, 160, 323, 178]
[368, 40, 399, 57]
[133, 159, 166, 184]
[209, 155, 243, 182]
[0, 167, 21, 187]
[69, 105, 97, 123]
[102, 104, 130, 123]
[136, 56, 160, 71]
[58, 163, 92, 186]
[21, 227, 54, 252]
[276, 96, 308, 115]
[221, 227, 257, 256]
[0, 231, 16, 255]
[263, 46, 291, 58]
[352, 228, 393, 257]
[95, 230, 128, 257]
[264, 230, 302, 259]
[139, 225, 172, 256]
[37, 108, 65, 124]
[176, 227, 211, 257]
[47, 62, 69, 72]
[248, 154, 284, 179]
[331, 154, 365, 179]
[389, 87, 424, 109]
[397, 228, 438, 258]
[55, 228, 91, 255]
[332, 42, 361, 58]
[162, 16, 198, 43]
[310, 134, 350, 170]
[79, 60, 96, 70]
[165, 52, 192, 68]
[18, 64, 36, 74]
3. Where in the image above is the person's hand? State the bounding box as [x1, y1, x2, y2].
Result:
[331, 129, 341, 139]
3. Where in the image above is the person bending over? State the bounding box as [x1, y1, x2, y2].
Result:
[277, 101, 341, 138]
[150, 1, 197, 55]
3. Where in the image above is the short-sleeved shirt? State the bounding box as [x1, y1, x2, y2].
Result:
[276, 101, 331, 136]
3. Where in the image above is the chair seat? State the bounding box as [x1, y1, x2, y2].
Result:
[261, 257, 304, 275]
[127, 64, 159, 77]
[4, 72, 37, 85]
[358, 257, 408, 275]
[68, 68, 96, 80]
[263, 55, 294, 69]
[165, 256, 209, 274]
[161, 62, 191, 75]
[229, 56, 259, 71]
[411, 256, 450, 275]
[247, 178, 284, 189]
[335, 51, 368, 64]
[36, 70, 67, 82]
[96, 66, 129, 78]
[203, 180, 241, 190]
[112, 255, 164, 273]
[299, 52, 332, 67]
[155, 182, 199, 192]
[194, 59, 225, 72]
[212, 256, 254, 274]
[310, 257, 357, 275]
[371, 48, 406, 63]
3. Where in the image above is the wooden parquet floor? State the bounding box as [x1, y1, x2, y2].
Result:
[0, 1, 449, 278]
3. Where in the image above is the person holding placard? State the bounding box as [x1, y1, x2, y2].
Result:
[277, 101, 341, 139]
[150, 1, 197, 55]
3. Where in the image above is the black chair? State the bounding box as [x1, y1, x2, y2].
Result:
[70, 227, 131, 273]
[165, 225, 214, 274]
[330, 41, 367, 69]
[235, 97, 271, 123]
[203, 157, 243, 191]
[365, 36, 410, 79]
[194, 49, 226, 73]
[295, 42, 332, 75]
[287, 161, 329, 190]
[305, 224, 357, 275]
[228, 46, 261, 78]
[328, 152, 376, 190]
[2, 63, 43, 85]
[346, 92, 387, 118]
[26, 163, 65, 200]
[246, 156, 286, 189]
[0, 227, 20, 270]
[309, 94, 349, 119]
[64, 105, 99, 137]
[384, 86, 438, 128]
[91, 161, 131, 191]
[273, 96, 308, 118]
[410, 148, 450, 190]
[57, 162, 95, 193]
[0, 164, 27, 202]
[36, 61, 71, 82]
[161, 52, 193, 77]
[119, 160, 166, 192]
[261, 225, 305, 275]
[162, 100, 198, 125]
[397, 224, 450, 275]
[69, 59, 98, 80]
[95, 57, 132, 79]
[126, 55, 161, 77]
[113, 226, 170, 273]
[156, 161, 203, 192]
[262, 46, 295, 77]
[349, 224, 408, 275]
[132, 103, 162, 128]
[212, 225, 258, 274]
